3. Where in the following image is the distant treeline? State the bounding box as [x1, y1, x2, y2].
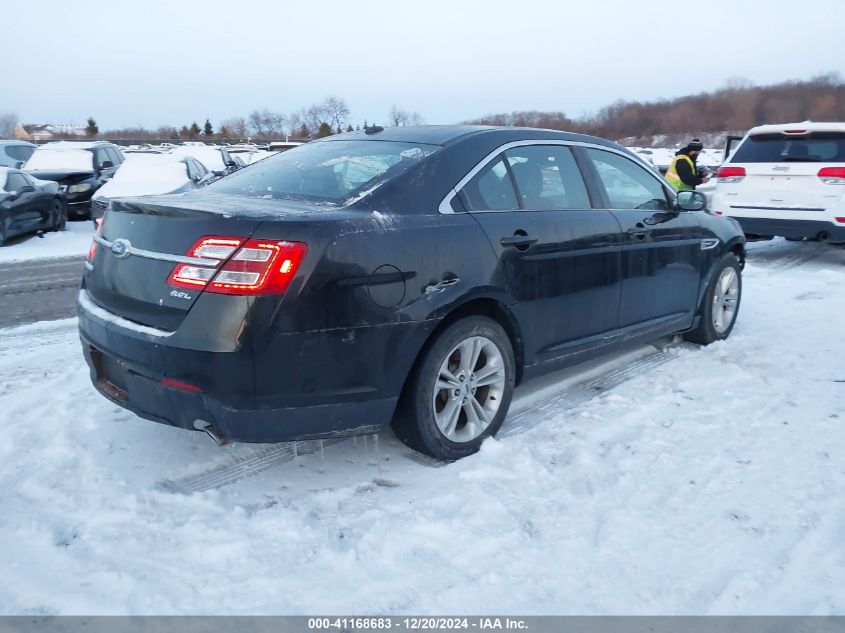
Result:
[465, 73, 845, 146]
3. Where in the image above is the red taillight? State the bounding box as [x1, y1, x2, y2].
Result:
[818, 167, 845, 185]
[784, 129, 806, 134]
[162, 377, 202, 393]
[835, 217, 845, 224]
[716, 166, 746, 183]
[87, 218, 104, 262]
[167, 236, 307, 296]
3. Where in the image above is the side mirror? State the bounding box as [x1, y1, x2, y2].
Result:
[225, 159, 237, 168]
[99, 160, 114, 170]
[19, 185, 35, 195]
[676, 190, 707, 211]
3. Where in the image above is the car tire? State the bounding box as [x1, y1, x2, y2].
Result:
[51, 200, 66, 232]
[393, 316, 516, 460]
[0, 223, 6, 247]
[684, 253, 742, 345]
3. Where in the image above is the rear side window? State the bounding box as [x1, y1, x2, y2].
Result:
[731, 132, 845, 163]
[459, 156, 519, 211]
[587, 148, 670, 210]
[504, 145, 590, 210]
[208, 140, 437, 204]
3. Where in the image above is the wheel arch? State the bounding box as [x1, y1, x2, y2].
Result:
[401, 297, 526, 406]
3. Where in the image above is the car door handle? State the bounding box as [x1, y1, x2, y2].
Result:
[627, 226, 651, 239]
[500, 235, 538, 248]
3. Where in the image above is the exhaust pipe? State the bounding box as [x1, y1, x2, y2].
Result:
[193, 419, 231, 446]
[816, 231, 831, 242]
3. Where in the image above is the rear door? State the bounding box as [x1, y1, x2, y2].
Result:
[720, 131, 845, 217]
[456, 143, 622, 363]
[580, 147, 701, 331]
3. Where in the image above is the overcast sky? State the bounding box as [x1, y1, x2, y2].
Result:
[3, 0, 844, 131]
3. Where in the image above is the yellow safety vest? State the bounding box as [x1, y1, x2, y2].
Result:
[665, 154, 696, 191]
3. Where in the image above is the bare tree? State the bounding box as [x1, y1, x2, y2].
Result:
[0, 112, 17, 139]
[389, 105, 424, 127]
[248, 109, 287, 139]
[220, 116, 248, 139]
[322, 96, 350, 131]
[389, 105, 409, 127]
[304, 104, 327, 134]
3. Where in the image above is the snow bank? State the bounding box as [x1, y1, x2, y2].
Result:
[0, 241, 843, 615]
[0, 221, 92, 263]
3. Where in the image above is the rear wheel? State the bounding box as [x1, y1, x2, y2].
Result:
[393, 316, 515, 460]
[0, 223, 6, 247]
[684, 253, 742, 345]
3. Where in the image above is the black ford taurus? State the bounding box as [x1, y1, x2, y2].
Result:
[78, 126, 745, 460]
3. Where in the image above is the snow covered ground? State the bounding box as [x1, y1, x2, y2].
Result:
[0, 240, 843, 615]
[0, 221, 91, 263]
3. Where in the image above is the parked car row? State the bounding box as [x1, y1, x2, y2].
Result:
[0, 138, 270, 245]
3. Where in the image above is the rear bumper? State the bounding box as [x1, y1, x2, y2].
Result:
[731, 216, 845, 241]
[78, 290, 435, 443]
[80, 338, 396, 442]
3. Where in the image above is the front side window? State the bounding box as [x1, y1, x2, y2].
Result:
[5, 172, 27, 192]
[107, 147, 123, 165]
[504, 145, 590, 210]
[587, 148, 670, 210]
[459, 155, 519, 211]
[95, 149, 112, 168]
[208, 140, 437, 205]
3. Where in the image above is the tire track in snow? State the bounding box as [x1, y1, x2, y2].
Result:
[159, 339, 698, 494]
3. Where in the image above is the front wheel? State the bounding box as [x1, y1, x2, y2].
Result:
[393, 316, 516, 460]
[684, 253, 742, 345]
[51, 200, 66, 232]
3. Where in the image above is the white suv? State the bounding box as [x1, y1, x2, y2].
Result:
[711, 122, 845, 243]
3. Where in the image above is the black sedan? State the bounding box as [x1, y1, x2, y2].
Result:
[78, 126, 746, 460]
[0, 167, 66, 246]
[24, 141, 124, 219]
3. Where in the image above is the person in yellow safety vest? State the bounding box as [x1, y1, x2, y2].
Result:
[665, 139, 711, 191]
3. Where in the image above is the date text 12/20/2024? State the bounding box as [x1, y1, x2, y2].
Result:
[307, 617, 529, 630]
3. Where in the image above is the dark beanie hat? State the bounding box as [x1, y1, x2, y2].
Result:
[688, 138, 704, 151]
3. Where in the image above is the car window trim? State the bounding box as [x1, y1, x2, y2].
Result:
[439, 139, 668, 214]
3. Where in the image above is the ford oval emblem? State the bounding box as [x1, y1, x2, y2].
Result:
[111, 238, 131, 259]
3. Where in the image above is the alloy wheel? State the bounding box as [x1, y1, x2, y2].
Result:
[432, 335, 506, 443]
[712, 267, 739, 334]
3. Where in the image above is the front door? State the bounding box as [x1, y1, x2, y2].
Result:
[580, 147, 701, 331]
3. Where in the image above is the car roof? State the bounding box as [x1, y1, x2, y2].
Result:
[38, 140, 113, 150]
[319, 124, 620, 149]
[747, 121, 845, 135]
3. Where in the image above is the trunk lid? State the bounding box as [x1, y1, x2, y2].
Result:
[84, 193, 267, 331]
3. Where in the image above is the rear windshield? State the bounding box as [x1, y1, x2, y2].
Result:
[731, 132, 845, 163]
[208, 140, 438, 204]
